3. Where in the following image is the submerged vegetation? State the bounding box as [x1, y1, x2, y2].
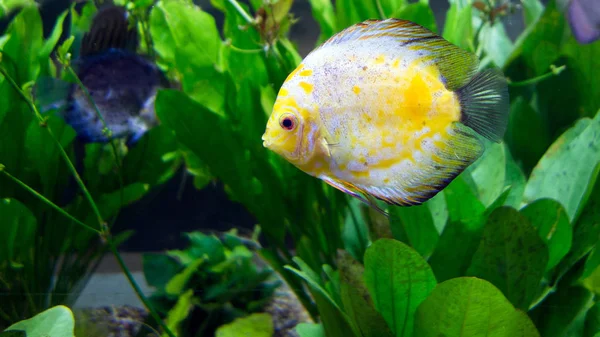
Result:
[0, 0, 599, 336]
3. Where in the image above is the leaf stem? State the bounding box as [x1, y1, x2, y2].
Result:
[0, 65, 105, 228]
[227, 0, 255, 26]
[507, 64, 566, 87]
[108, 240, 177, 337]
[1, 169, 100, 234]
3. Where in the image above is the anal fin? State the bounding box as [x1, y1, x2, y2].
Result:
[321, 176, 389, 217]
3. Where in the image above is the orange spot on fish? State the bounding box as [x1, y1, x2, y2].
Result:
[299, 81, 314, 94]
[299, 69, 313, 76]
[353, 86, 361, 94]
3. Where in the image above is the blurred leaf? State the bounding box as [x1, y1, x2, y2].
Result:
[297, 323, 327, 337]
[523, 112, 600, 223]
[530, 285, 594, 337]
[165, 257, 204, 295]
[143, 253, 181, 289]
[0, 198, 36, 267]
[584, 303, 600, 337]
[341, 198, 369, 263]
[521, 0, 544, 27]
[215, 313, 274, 337]
[2, 4, 43, 83]
[389, 202, 439, 258]
[6, 305, 75, 337]
[426, 191, 448, 234]
[364, 239, 436, 337]
[392, 2, 437, 33]
[582, 256, 600, 294]
[467, 206, 548, 310]
[505, 96, 551, 175]
[504, 145, 527, 208]
[307, 0, 337, 44]
[38, 9, 68, 76]
[520, 199, 572, 271]
[467, 142, 506, 208]
[150, 0, 225, 114]
[506, 0, 565, 75]
[414, 277, 540, 337]
[561, 37, 600, 118]
[338, 250, 394, 337]
[162, 289, 194, 337]
[479, 21, 514, 68]
[443, 0, 474, 51]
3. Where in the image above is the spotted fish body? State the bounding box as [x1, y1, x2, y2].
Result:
[262, 19, 509, 212]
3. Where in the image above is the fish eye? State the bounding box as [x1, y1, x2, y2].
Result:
[279, 113, 297, 131]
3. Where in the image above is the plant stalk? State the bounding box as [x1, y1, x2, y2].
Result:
[508, 64, 567, 87]
[227, 0, 255, 26]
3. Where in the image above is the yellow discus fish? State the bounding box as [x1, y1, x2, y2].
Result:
[262, 19, 509, 214]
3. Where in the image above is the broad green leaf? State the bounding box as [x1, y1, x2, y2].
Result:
[530, 285, 594, 337]
[479, 21, 514, 68]
[504, 145, 527, 208]
[445, 174, 486, 224]
[364, 239, 436, 337]
[523, 112, 600, 223]
[520, 199, 572, 271]
[165, 257, 204, 295]
[338, 250, 394, 337]
[0, 198, 36, 268]
[308, 0, 337, 44]
[442, 0, 473, 51]
[389, 202, 439, 258]
[414, 277, 540, 337]
[150, 0, 225, 114]
[6, 305, 75, 337]
[142, 253, 181, 289]
[467, 142, 506, 207]
[521, 0, 544, 27]
[467, 207, 548, 310]
[505, 96, 551, 176]
[392, 2, 437, 33]
[162, 289, 194, 337]
[215, 313, 274, 337]
[297, 323, 327, 337]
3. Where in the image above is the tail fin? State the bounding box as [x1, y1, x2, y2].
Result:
[456, 68, 510, 142]
[80, 5, 139, 57]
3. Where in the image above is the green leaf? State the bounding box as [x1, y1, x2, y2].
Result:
[342, 198, 370, 263]
[584, 303, 600, 337]
[530, 285, 594, 337]
[442, 0, 474, 51]
[467, 142, 507, 208]
[162, 289, 194, 337]
[561, 36, 600, 119]
[520, 199, 572, 271]
[467, 206, 548, 310]
[150, 0, 225, 114]
[307, 0, 337, 44]
[389, 202, 439, 258]
[414, 277, 540, 337]
[338, 250, 394, 337]
[445, 174, 486, 224]
[165, 257, 204, 295]
[142, 253, 181, 290]
[0, 331, 26, 337]
[521, 0, 544, 27]
[297, 323, 327, 337]
[2, 4, 43, 83]
[364, 239, 437, 337]
[523, 112, 600, 223]
[38, 9, 68, 76]
[215, 313, 274, 337]
[6, 305, 75, 337]
[503, 145, 527, 208]
[0, 198, 37, 267]
[479, 21, 514, 68]
[392, 2, 437, 33]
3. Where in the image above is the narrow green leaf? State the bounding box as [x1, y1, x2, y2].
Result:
[165, 257, 204, 295]
[479, 21, 514, 68]
[342, 198, 370, 263]
[467, 142, 507, 208]
[392, 2, 437, 33]
[389, 202, 439, 258]
[215, 313, 274, 337]
[442, 0, 473, 51]
[503, 145, 527, 208]
[467, 206, 548, 310]
[414, 277, 540, 337]
[364, 239, 437, 337]
[162, 289, 195, 337]
[0, 198, 37, 265]
[307, 0, 337, 44]
[521, 0, 544, 27]
[523, 112, 600, 223]
[520, 199, 572, 271]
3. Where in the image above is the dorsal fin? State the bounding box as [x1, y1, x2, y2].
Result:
[80, 5, 139, 57]
[317, 18, 480, 91]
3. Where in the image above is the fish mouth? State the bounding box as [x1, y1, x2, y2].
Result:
[261, 131, 270, 148]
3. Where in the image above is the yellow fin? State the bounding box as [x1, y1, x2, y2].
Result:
[317, 18, 479, 91]
[354, 123, 484, 207]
